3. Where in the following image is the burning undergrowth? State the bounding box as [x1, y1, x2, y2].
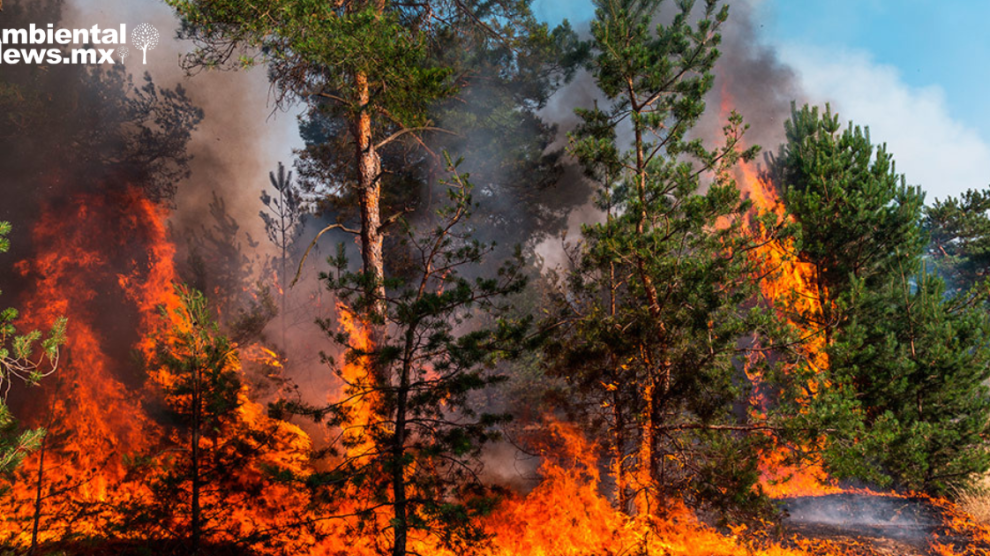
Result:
[5, 185, 990, 554]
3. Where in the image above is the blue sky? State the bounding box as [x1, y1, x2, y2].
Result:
[758, 1, 990, 151]
[532, 0, 990, 201]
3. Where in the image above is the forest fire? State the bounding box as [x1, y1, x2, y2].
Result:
[0, 88, 986, 556]
[0, 185, 825, 555]
[3, 0, 990, 555]
[733, 156, 839, 501]
[0, 188, 314, 553]
[1, 188, 169, 544]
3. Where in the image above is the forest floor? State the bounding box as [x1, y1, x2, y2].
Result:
[780, 493, 985, 555]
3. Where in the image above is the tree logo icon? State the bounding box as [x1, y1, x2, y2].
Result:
[131, 23, 159, 65]
[117, 46, 129, 65]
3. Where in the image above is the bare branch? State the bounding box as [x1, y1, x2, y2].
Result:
[291, 223, 361, 287]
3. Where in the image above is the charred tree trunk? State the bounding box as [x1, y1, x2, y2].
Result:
[29, 373, 62, 556]
[191, 364, 202, 553]
[391, 327, 416, 556]
[28, 425, 47, 556]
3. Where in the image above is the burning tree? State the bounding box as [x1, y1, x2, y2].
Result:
[138, 285, 312, 553]
[148, 286, 241, 552]
[287, 158, 529, 556]
[544, 0, 789, 520]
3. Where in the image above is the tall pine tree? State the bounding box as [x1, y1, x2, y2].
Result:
[301, 158, 530, 556]
[545, 0, 784, 520]
[772, 104, 990, 493]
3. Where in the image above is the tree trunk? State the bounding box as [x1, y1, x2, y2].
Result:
[28, 427, 47, 556]
[637, 379, 655, 516]
[280, 192, 288, 349]
[630, 111, 670, 514]
[354, 71, 387, 333]
[191, 366, 201, 553]
[391, 329, 416, 556]
[29, 375, 61, 556]
[611, 384, 629, 515]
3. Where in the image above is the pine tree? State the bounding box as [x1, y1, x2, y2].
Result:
[186, 192, 278, 344]
[769, 103, 926, 340]
[545, 0, 783, 520]
[924, 188, 990, 293]
[771, 105, 990, 493]
[141, 285, 310, 552]
[291, 157, 530, 556]
[823, 266, 990, 492]
[165, 0, 574, 338]
[260, 161, 307, 348]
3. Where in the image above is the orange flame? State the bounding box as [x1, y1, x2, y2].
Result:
[717, 90, 838, 500]
[3, 180, 983, 554]
[2, 188, 167, 543]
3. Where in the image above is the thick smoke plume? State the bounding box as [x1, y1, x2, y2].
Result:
[697, 0, 807, 164]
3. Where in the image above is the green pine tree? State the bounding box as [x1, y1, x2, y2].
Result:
[769, 103, 926, 341]
[824, 267, 990, 492]
[545, 0, 785, 521]
[925, 188, 990, 293]
[772, 104, 990, 493]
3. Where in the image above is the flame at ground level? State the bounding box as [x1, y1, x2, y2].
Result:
[3, 189, 990, 556]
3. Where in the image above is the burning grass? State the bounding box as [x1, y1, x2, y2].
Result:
[951, 474, 990, 527]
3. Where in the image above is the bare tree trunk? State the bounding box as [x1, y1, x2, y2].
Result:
[28, 426, 47, 555]
[354, 71, 387, 330]
[280, 195, 288, 349]
[29, 373, 62, 556]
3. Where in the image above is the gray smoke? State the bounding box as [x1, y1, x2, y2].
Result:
[65, 0, 302, 261]
[535, 0, 808, 268]
[696, 0, 806, 164]
[784, 493, 939, 545]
